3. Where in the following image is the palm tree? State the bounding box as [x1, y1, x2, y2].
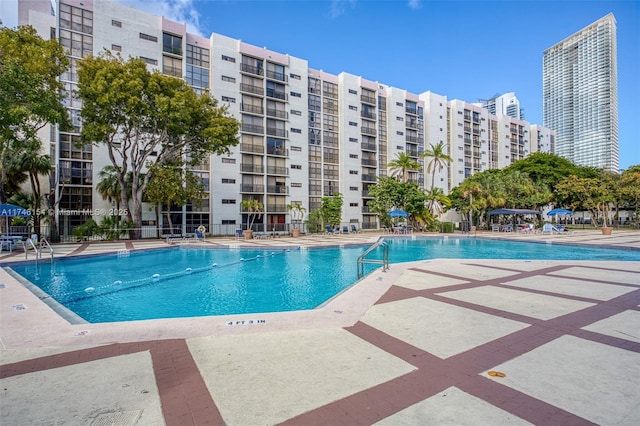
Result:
[96, 165, 123, 214]
[241, 199, 264, 232]
[421, 142, 453, 192]
[12, 142, 53, 236]
[387, 152, 421, 183]
[425, 187, 451, 217]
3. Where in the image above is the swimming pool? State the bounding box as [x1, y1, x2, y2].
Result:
[9, 237, 640, 323]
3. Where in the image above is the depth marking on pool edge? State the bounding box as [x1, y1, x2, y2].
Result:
[225, 319, 266, 326]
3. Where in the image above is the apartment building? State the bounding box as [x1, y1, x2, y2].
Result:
[16, 0, 553, 237]
[478, 92, 524, 120]
[543, 13, 618, 172]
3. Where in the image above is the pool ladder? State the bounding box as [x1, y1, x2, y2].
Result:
[22, 237, 54, 260]
[357, 240, 389, 279]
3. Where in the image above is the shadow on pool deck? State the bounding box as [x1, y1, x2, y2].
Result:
[1, 230, 639, 425]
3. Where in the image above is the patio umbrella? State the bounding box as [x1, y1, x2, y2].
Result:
[0, 203, 31, 234]
[547, 208, 573, 216]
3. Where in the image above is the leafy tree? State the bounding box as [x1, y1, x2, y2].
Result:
[556, 175, 614, 227]
[0, 26, 70, 204]
[145, 164, 206, 235]
[387, 152, 420, 182]
[620, 168, 640, 214]
[421, 142, 453, 192]
[367, 177, 428, 228]
[77, 52, 239, 238]
[319, 193, 343, 228]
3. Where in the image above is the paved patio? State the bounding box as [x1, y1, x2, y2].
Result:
[1, 230, 639, 425]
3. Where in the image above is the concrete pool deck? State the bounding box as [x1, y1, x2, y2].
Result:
[1, 230, 639, 425]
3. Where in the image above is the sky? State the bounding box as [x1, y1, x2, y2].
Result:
[1, 0, 638, 170]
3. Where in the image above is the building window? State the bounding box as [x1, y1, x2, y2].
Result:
[139, 33, 158, 42]
[289, 73, 301, 80]
[291, 164, 302, 169]
[222, 75, 236, 83]
[396, 116, 404, 121]
[221, 55, 236, 63]
[187, 44, 210, 68]
[111, 44, 122, 52]
[349, 121, 358, 126]
[291, 146, 302, 151]
[221, 199, 236, 204]
[221, 96, 236, 103]
[163, 33, 182, 55]
[163, 56, 182, 77]
[396, 131, 403, 136]
[291, 128, 302, 134]
[349, 137, 358, 142]
[396, 145, 403, 150]
[349, 186, 358, 191]
[396, 102, 403, 107]
[291, 110, 302, 116]
[221, 219, 237, 225]
[350, 202, 359, 207]
[348, 89, 357, 94]
[140, 56, 158, 66]
[221, 158, 236, 164]
[111, 19, 122, 28]
[349, 154, 358, 159]
[349, 105, 357, 111]
[349, 170, 358, 175]
[290, 91, 301, 98]
[222, 178, 236, 184]
[291, 182, 302, 188]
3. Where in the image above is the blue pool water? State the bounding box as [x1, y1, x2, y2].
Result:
[9, 237, 640, 323]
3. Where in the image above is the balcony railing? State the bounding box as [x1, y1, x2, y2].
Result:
[266, 127, 288, 138]
[361, 143, 377, 151]
[362, 190, 372, 197]
[266, 70, 287, 82]
[267, 185, 289, 194]
[361, 158, 376, 166]
[360, 111, 376, 120]
[362, 174, 376, 182]
[360, 94, 376, 105]
[267, 204, 287, 212]
[406, 122, 418, 130]
[241, 163, 264, 173]
[241, 184, 264, 193]
[241, 123, 264, 134]
[361, 127, 376, 136]
[240, 83, 264, 95]
[405, 107, 418, 115]
[241, 104, 264, 115]
[405, 135, 418, 143]
[266, 108, 288, 119]
[266, 89, 287, 100]
[240, 143, 265, 154]
[266, 147, 288, 157]
[267, 166, 288, 175]
[240, 63, 264, 76]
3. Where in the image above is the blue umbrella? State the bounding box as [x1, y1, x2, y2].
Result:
[0, 203, 31, 235]
[388, 209, 410, 217]
[547, 208, 573, 216]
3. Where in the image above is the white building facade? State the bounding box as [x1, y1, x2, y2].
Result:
[543, 13, 618, 172]
[16, 0, 553, 238]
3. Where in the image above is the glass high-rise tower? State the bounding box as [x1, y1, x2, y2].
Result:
[543, 13, 618, 172]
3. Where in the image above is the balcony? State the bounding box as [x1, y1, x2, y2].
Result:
[240, 163, 264, 173]
[406, 122, 418, 130]
[360, 111, 376, 120]
[360, 94, 376, 105]
[266, 108, 288, 119]
[361, 127, 376, 136]
[361, 143, 376, 151]
[407, 149, 419, 157]
[241, 123, 264, 134]
[241, 104, 264, 115]
[405, 106, 418, 115]
[240, 143, 265, 154]
[361, 158, 376, 167]
[241, 184, 264, 193]
[405, 135, 418, 143]
[240, 63, 263, 76]
[266, 70, 287, 82]
[240, 83, 264, 96]
[267, 165, 288, 175]
[362, 174, 376, 182]
[267, 204, 287, 212]
[266, 127, 288, 138]
[266, 146, 288, 157]
[362, 190, 372, 197]
[266, 89, 287, 101]
[267, 185, 289, 194]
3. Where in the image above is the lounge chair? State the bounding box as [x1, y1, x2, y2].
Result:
[541, 223, 560, 235]
[350, 224, 360, 233]
[342, 226, 349, 234]
[195, 229, 205, 241]
[235, 229, 245, 240]
[491, 224, 500, 232]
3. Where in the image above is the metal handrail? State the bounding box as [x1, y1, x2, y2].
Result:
[357, 239, 389, 279]
[39, 237, 54, 259]
[22, 238, 39, 260]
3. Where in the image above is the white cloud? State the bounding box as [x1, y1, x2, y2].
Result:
[407, 0, 422, 10]
[329, 0, 357, 18]
[112, 0, 203, 36]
